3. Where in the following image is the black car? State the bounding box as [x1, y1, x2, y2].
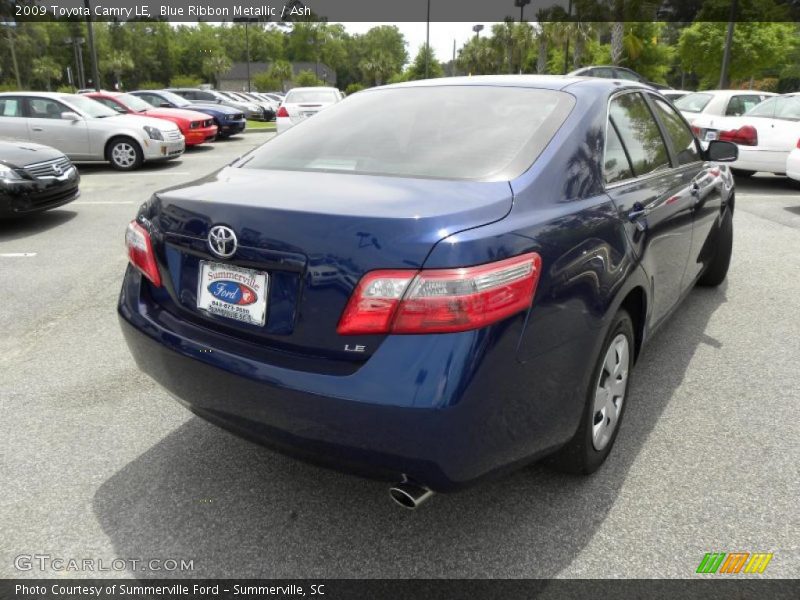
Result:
[568, 66, 671, 90]
[0, 141, 80, 217]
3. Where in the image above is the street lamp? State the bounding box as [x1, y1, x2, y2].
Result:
[514, 0, 531, 22]
[472, 24, 484, 39]
[64, 36, 86, 89]
[84, 0, 101, 90]
[234, 17, 258, 92]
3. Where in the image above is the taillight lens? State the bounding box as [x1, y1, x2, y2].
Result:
[337, 253, 542, 335]
[276, 106, 289, 118]
[796, 138, 800, 149]
[690, 124, 701, 136]
[719, 125, 758, 146]
[125, 220, 161, 287]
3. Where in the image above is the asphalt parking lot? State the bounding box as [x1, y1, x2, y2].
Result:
[1, 136, 798, 579]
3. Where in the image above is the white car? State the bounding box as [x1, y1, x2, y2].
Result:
[675, 90, 776, 139]
[276, 87, 343, 134]
[661, 90, 693, 102]
[0, 92, 184, 170]
[787, 144, 800, 183]
[688, 93, 800, 176]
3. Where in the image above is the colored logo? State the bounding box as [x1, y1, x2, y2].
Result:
[696, 552, 773, 574]
[208, 281, 257, 305]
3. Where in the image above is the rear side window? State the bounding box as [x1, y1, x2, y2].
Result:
[773, 96, 800, 120]
[241, 86, 576, 181]
[746, 97, 776, 118]
[674, 93, 712, 113]
[285, 90, 340, 104]
[609, 93, 670, 177]
[0, 98, 22, 117]
[651, 97, 701, 165]
[726, 95, 768, 116]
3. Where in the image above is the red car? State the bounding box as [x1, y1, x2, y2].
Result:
[85, 92, 218, 146]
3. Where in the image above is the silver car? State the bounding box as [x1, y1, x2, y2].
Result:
[0, 92, 185, 170]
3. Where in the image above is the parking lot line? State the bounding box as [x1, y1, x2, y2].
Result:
[0, 253, 37, 258]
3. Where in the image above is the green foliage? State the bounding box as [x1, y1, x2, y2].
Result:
[169, 75, 203, 88]
[345, 83, 365, 95]
[137, 81, 165, 90]
[293, 70, 324, 87]
[56, 84, 75, 93]
[252, 72, 280, 92]
[678, 21, 796, 89]
[406, 45, 444, 81]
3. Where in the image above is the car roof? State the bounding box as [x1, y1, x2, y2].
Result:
[682, 89, 777, 98]
[378, 74, 650, 93]
[0, 91, 72, 99]
[287, 87, 340, 92]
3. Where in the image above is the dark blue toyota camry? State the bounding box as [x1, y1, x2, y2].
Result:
[119, 76, 737, 508]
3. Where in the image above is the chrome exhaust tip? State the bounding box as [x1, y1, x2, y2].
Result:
[389, 481, 434, 509]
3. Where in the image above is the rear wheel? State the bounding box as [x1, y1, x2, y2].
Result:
[698, 207, 733, 287]
[106, 137, 143, 171]
[550, 310, 634, 474]
[731, 168, 755, 178]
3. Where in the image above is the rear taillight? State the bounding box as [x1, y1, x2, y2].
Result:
[796, 138, 800, 149]
[690, 124, 701, 136]
[276, 106, 289, 118]
[337, 253, 542, 335]
[719, 125, 758, 146]
[125, 220, 161, 287]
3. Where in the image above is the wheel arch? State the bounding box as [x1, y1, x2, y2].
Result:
[104, 134, 144, 162]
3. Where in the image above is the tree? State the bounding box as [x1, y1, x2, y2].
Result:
[202, 54, 232, 89]
[293, 69, 323, 87]
[457, 37, 498, 75]
[678, 21, 795, 89]
[406, 45, 443, 80]
[102, 50, 134, 89]
[31, 57, 61, 91]
[252, 71, 280, 92]
[268, 59, 293, 92]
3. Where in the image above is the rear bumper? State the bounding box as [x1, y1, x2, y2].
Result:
[732, 148, 788, 174]
[118, 268, 586, 491]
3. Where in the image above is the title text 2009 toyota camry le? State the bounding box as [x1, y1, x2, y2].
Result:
[119, 76, 738, 508]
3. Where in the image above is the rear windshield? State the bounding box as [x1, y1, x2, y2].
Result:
[240, 86, 575, 181]
[674, 93, 712, 113]
[285, 90, 340, 104]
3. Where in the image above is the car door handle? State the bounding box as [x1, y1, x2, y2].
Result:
[31, 127, 43, 132]
[691, 183, 700, 196]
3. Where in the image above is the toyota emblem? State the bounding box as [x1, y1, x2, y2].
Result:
[52, 164, 63, 176]
[208, 225, 238, 258]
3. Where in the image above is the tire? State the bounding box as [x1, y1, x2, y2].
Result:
[698, 207, 733, 287]
[731, 168, 755, 178]
[550, 310, 635, 475]
[106, 137, 143, 171]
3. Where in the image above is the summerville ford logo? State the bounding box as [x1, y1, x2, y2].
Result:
[207, 281, 257, 306]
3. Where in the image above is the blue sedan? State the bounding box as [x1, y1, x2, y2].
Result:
[118, 76, 737, 508]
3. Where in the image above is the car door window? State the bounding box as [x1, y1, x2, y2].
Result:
[604, 122, 634, 183]
[609, 92, 670, 177]
[26, 98, 70, 119]
[651, 97, 701, 165]
[0, 97, 22, 117]
[138, 93, 162, 106]
[593, 68, 615, 78]
[726, 95, 768, 116]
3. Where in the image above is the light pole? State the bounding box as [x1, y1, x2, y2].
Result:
[514, 0, 531, 22]
[64, 37, 86, 89]
[234, 17, 258, 92]
[563, 0, 573, 75]
[719, 0, 738, 89]
[84, 0, 101, 90]
[425, 0, 431, 79]
[472, 24, 484, 40]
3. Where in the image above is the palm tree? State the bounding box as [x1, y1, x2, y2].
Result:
[32, 57, 62, 91]
[202, 54, 232, 89]
[359, 52, 394, 86]
[268, 60, 293, 92]
[102, 50, 134, 90]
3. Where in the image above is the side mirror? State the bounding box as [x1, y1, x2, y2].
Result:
[61, 111, 81, 121]
[705, 140, 738, 162]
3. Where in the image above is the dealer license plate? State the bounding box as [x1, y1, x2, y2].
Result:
[197, 261, 268, 326]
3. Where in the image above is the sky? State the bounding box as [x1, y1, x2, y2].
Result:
[335, 22, 496, 65]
